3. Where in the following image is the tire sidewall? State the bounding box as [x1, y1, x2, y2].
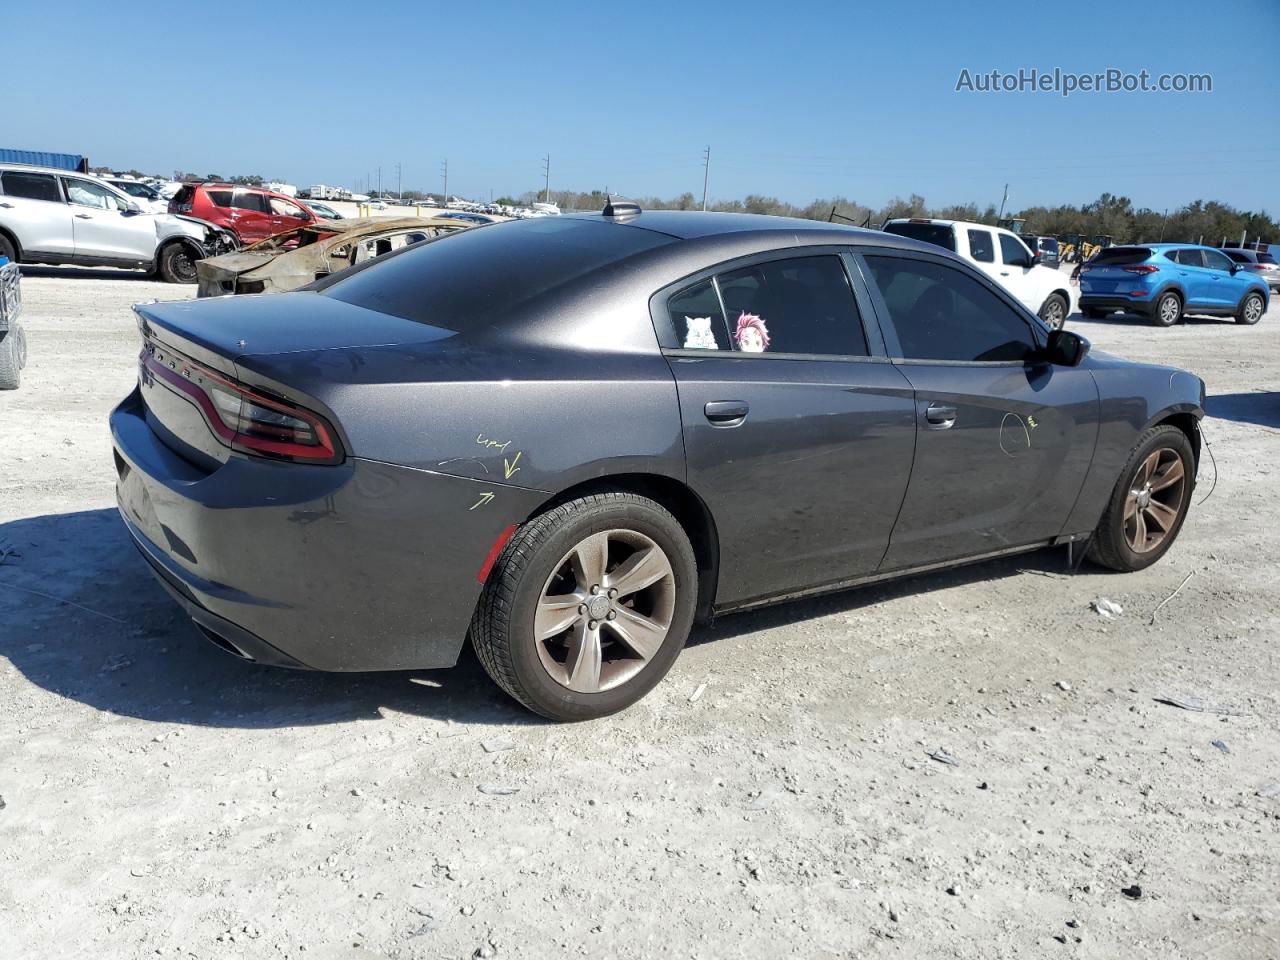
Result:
[1238, 292, 1264, 325]
[1153, 292, 1181, 327]
[502, 499, 697, 720]
[1103, 428, 1195, 571]
[160, 243, 198, 284]
[1039, 294, 1067, 330]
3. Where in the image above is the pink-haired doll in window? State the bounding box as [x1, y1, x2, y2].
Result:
[735, 312, 770, 353]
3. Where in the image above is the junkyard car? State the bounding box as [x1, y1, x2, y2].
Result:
[106, 178, 169, 214]
[113, 207, 1205, 721]
[170, 183, 317, 245]
[195, 217, 470, 297]
[0, 255, 24, 389]
[302, 200, 342, 220]
[0, 164, 237, 282]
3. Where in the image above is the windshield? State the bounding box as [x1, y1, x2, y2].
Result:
[319, 218, 674, 332]
[883, 221, 956, 252]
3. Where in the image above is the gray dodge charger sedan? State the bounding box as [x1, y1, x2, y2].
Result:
[111, 203, 1205, 720]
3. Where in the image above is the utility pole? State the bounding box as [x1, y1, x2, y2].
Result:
[542, 154, 551, 203]
[1159, 208, 1168, 241]
[396, 162, 402, 202]
[441, 159, 448, 201]
[997, 183, 1009, 220]
[701, 145, 711, 211]
[377, 166, 382, 199]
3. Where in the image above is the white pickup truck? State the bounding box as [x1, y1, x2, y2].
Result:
[883, 218, 1075, 329]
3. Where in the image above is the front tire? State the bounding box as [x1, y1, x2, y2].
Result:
[157, 242, 198, 284]
[471, 491, 698, 721]
[1088, 425, 1194, 572]
[1152, 291, 1182, 327]
[1236, 291, 1264, 325]
[1038, 293, 1068, 330]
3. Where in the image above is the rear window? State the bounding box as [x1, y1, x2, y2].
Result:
[320, 218, 674, 332]
[1, 170, 62, 203]
[1090, 246, 1152, 266]
[1224, 250, 1251, 263]
[1039, 237, 1059, 253]
[206, 189, 233, 208]
[883, 221, 956, 252]
[1259, 252, 1277, 265]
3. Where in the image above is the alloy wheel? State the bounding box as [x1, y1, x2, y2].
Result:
[534, 529, 676, 693]
[1159, 295, 1180, 324]
[1244, 296, 1263, 323]
[1044, 299, 1065, 329]
[1124, 448, 1187, 553]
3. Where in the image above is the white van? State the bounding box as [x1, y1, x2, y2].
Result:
[883, 218, 1075, 329]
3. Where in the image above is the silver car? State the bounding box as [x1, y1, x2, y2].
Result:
[0, 164, 236, 282]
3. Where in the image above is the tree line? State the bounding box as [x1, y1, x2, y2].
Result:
[519, 188, 1277, 245]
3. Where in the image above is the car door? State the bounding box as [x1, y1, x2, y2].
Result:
[1171, 249, 1213, 307]
[0, 169, 75, 256]
[856, 249, 1099, 570]
[965, 226, 1004, 290]
[995, 232, 1041, 312]
[1199, 246, 1242, 308]
[655, 250, 917, 606]
[230, 188, 274, 242]
[61, 176, 157, 261]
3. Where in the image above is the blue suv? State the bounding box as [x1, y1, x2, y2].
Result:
[1079, 243, 1269, 327]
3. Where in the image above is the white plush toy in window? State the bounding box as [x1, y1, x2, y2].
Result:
[683, 316, 719, 350]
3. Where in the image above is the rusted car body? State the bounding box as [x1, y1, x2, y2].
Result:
[196, 217, 470, 297]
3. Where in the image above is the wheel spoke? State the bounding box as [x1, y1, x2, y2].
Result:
[605, 546, 671, 599]
[1124, 495, 1140, 521]
[1138, 451, 1160, 486]
[1150, 458, 1184, 492]
[564, 620, 603, 693]
[1144, 499, 1179, 533]
[535, 593, 583, 641]
[605, 606, 667, 661]
[570, 533, 609, 588]
[1132, 509, 1148, 549]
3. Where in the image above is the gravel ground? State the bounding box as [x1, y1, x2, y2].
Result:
[1, 264, 1278, 960]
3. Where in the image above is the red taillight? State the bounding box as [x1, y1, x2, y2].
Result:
[142, 345, 342, 464]
[1123, 265, 1160, 274]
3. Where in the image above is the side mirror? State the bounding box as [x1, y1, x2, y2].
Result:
[1045, 328, 1090, 367]
[1229, 263, 1244, 274]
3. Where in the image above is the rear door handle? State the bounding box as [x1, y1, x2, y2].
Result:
[704, 400, 748, 427]
[925, 403, 957, 427]
[0, 202, 13, 209]
[75, 213, 93, 219]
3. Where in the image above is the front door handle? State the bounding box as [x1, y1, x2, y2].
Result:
[704, 400, 749, 427]
[925, 403, 957, 427]
[0, 202, 13, 209]
[75, 213, 93, 219]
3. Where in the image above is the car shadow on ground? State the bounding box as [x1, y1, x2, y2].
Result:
[16, 265, 157, 282]
[1206, 391, 1280, 429]
[0, 508, 1078, 730]
[1067, 310, 1236, 328]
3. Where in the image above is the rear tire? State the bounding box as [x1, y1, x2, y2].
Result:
[1152, 291, 1182, 327]
[1088, 425, 1194, 572]
[1038, 293, 1068, 330]
[1236, 291, 1264, 325]
[0, 322, 24, 389]
[471, 491, 698, 721]
[157, 241, 198, 284]
[0, 233, 16, 264]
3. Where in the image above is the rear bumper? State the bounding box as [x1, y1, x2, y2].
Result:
[1079, 294, 1154, 314]
[111, 386, 545, 671]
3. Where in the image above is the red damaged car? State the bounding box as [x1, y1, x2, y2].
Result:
[169, 183, 317, 244]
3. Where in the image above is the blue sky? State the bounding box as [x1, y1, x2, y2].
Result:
[6, 0, 1278, 212]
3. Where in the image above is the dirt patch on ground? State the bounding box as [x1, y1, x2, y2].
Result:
[1, 265, 1278, 959]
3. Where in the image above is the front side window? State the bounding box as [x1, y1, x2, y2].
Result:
[1201, 248, 1234, 272]
[865, 255, 1038, 363]
[270, 197, 306, 218]
[999, 233, 1031, 266]
[668, 278, 726, 350]
[712, 256, 868, 356]
[967, 229, 994, 262]
[1, 171, 62, 203]
[64, 178, 127, 210]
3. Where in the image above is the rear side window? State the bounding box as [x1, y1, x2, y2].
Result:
[1091, 246, 1152, 266]
[232, 190, 269, 213]
[1259, 252, 1277, 265]
[714, 256, 868, 356]
[883, 221, 956, 252]
[1, 171, 62, 202]
[206, 189, 233, 208]
[865, 255, 1038, 363]
[999, 233, 1030, 265]
[967, 229, 994, 262]
[1170, 249, 1204, 268]
[321, 217, 674, 332]
[668, 279, 726, 350]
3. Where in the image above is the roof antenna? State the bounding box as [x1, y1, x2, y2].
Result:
[602, 195, 641, 219]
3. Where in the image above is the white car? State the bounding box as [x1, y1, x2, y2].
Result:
[105, 178, 170, 214]
[883, 219, 1074, 329]
[0, 164, 237, 283]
